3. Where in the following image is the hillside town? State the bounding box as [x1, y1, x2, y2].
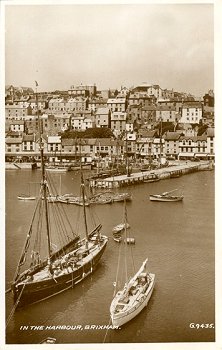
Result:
[5, 83, 215, 170]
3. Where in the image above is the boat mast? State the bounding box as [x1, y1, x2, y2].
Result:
[79, 140, 89, 249]
[35, 81, 52, 261]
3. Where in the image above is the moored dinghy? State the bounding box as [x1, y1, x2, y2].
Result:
[149, 189, 183, 202]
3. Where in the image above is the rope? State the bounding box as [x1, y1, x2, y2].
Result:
[102, 317, 113, 343]
[6, 283, 26, 328]
[114, 240, 122, 297]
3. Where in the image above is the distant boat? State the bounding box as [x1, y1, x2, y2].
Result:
[45, 165, 69, 173]
[150, 189, 183, 202]
[112, 193, 132, 202]
[17, 182, 36, 200]
[112, 223, 130, 234]
[144, 173, 160, 183]
[17, 194, 36, 201]
[90, 196, 113, 205]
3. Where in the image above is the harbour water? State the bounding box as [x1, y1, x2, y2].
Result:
[5, 169, 215, 344]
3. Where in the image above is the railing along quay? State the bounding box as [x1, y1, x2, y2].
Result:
[88, 161, 213, 189]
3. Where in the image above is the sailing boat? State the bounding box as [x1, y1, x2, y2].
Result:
[10, 83, 108, 308]
[110, 203, 155, 327]
[149, 188, 184, 202]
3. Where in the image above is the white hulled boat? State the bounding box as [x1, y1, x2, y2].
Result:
[110, 259, 155, 327]
[110, 202, 155, 327]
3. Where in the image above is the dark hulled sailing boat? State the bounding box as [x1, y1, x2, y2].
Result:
[11, 83, 108, 308]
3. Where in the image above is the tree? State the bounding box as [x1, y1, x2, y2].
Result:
[60, 127, 114, 139]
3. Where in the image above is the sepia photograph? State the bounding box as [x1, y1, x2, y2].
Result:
[1, 0, 220, 349]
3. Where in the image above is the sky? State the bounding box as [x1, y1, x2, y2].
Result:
[4, 3, 214, 96]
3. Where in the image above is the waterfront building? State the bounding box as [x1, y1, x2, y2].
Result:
[22, 135, 35, 152]
[205, 128, 215, 159]
[5, 137, 23, 155]
[136, 130, 157, 159]
[163, 131, 181, 159]
[179, 135, 211, 159]
[152, 137, 165, 160]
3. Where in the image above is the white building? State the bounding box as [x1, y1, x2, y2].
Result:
[107, 97, 126, 112]
[180, 103, 202, 124]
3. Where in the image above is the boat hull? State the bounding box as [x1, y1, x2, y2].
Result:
[12, 237, 108, 308]
[111, 273, 155, 327]
[150, 195, 183, 202]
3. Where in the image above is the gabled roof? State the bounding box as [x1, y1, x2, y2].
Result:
[23, 135, 34, 142]
[138, 129, 157, 138]
[164, 132, 181, 141]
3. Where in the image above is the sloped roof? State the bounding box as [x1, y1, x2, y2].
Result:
[164, 132, 181, 141]
[23, 135, 34, 142]
[142, 106, 156, 111]
[156, 105, 176, 111]
[5, 137, 22, 144]
[182, 102, 202, 108]
[205, 128, 214, 137]
[96, 107, 110, 115]
[61, 138, 75, 146]
[138, 129, 157, 138]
